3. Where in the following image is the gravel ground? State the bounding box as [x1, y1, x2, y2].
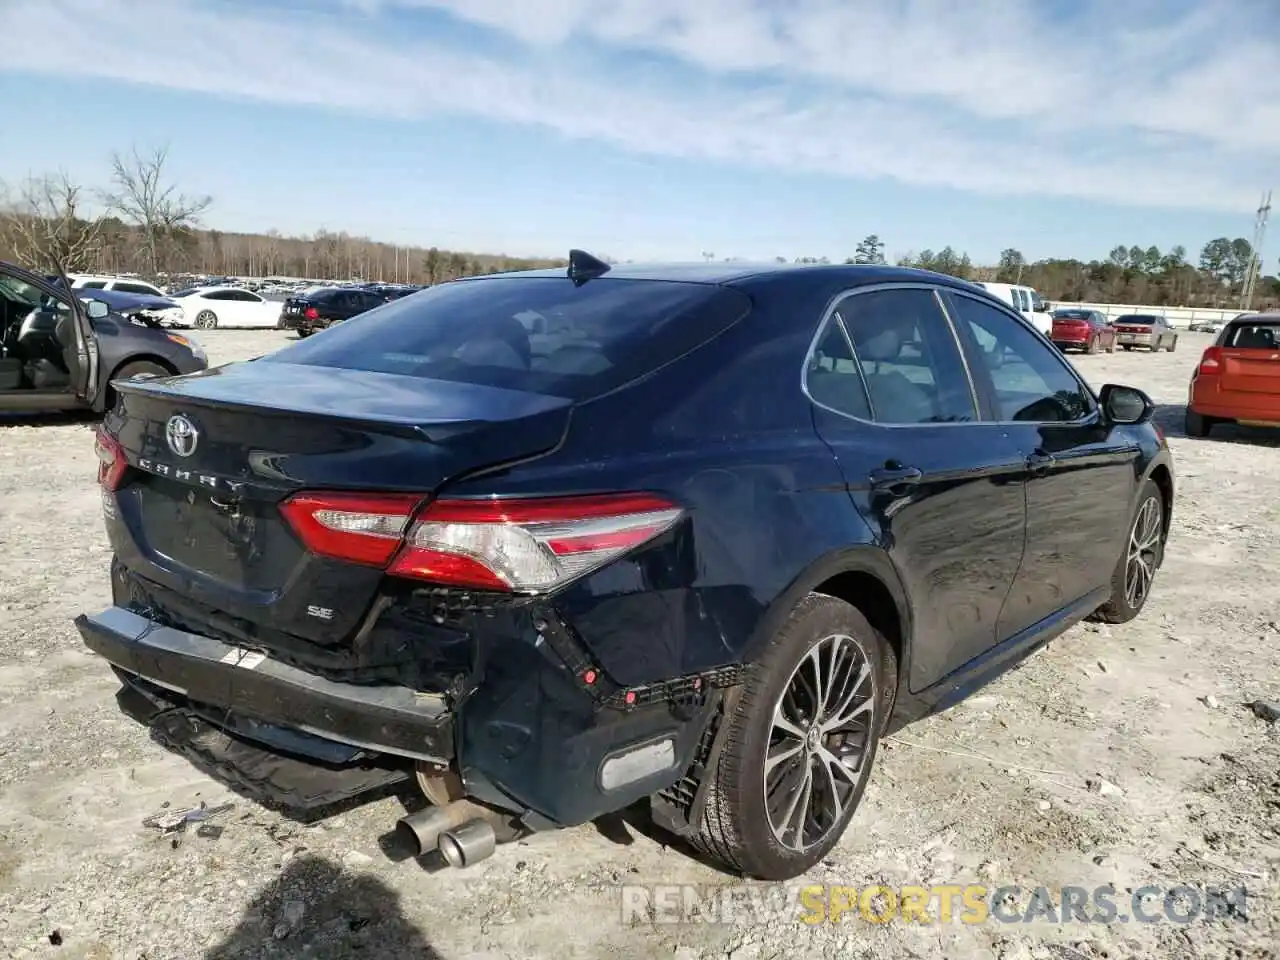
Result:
[0, 330, 1277, 960]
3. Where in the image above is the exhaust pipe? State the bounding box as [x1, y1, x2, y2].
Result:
[395, 800, 485, 858]
[438, 818, 496, 869]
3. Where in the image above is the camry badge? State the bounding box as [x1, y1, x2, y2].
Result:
[166, 414, 199, 458]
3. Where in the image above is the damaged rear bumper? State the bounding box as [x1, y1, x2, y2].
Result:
[74, 606, 453, 764]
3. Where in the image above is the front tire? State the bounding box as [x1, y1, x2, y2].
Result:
[1167, 337, 1178, 353]
[1087, 336, 1100, 355]
[195, 310, 218, 329]
[691, 593, 893, 880]
[1090, 479, 1165, 624]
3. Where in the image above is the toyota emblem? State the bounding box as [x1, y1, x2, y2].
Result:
[166, 415, 199, 458]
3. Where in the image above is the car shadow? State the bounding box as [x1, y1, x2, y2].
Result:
[203, 854, 443, 959]
[1155, 403, 1280, 447]
[0, 410, 99, 428]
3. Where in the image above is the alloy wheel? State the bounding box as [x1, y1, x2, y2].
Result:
[764, 633, 874, 852]
[1125, 496, 1162, 608]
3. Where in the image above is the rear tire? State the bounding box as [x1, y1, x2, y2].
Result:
[1185, 408, 1212, 437]
[1087, 336, 1100, 355]
[1122, 345, 1133, 351]
[1090, 479, 1165, 624]
[1167, 337, 1178, 353]
[1106, 338, 1116, 353]
[690, 593, 893, 881]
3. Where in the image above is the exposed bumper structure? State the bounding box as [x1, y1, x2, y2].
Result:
[74, 606, 453, 763]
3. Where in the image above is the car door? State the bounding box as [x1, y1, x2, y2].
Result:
[805, 284, 1029, 692]
[1, 262, 102, 404]
[239, 290, 272, 326]
[942, 290, 1139, 638]
[223, 290, 255, 326]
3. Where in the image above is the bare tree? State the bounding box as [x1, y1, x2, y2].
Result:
[0, 170, 106, 274]
[107, 145, 211, 278]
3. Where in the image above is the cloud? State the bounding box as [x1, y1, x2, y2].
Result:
[3, 0, 1277, 212]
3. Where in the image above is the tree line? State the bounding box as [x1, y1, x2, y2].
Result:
[2, 151, 1276, 309]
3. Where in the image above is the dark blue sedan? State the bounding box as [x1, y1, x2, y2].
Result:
[76, 251, 1173, 880]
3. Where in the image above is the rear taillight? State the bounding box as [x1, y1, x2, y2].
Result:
[279, 491, 683, 593]
[303, 306, 319, 320]
[94, 427, 128, 491]
[279, 492, 422, 566]
[1198, 346, 1223, 374]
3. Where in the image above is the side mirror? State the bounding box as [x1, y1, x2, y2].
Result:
[1099, 383, 1154, 425]
[85, 299, 109, 320]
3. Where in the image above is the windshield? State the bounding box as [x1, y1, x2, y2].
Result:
[265, 276, 752, 401]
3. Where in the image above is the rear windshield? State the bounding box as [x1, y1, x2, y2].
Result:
[1116, 315, 1158, 325]
[265, 276, 752, 401]
[1222, 321, 1280, 349]
[1053, 310, 1090, 319]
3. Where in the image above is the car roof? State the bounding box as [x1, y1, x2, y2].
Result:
[458, 260, 983, 291]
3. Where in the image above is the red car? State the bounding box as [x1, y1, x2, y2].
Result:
[1050, 309, 1116, 354]
[1186, 313, 1280, 436]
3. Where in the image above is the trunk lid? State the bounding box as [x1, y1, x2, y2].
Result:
[1220, 347, 1280, 395]
[105, 361, 572, 644]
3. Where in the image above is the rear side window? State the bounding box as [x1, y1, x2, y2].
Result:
[79, 280, 107, 289]
[828, 287, 977, 424]
[267, 277, 752, 401]
[1223, 322, 1280, 349]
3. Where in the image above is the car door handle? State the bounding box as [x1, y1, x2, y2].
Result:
[869, 465, 923, 491]
[1026, 451, 1056, 477]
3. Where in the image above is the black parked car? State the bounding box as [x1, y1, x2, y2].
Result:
[278, 286, 387, 336]
[78, 252, 1173, 880]
[1, 261, 207, 414]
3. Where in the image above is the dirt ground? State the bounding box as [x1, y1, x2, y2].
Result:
[0, 329, 1276, 960]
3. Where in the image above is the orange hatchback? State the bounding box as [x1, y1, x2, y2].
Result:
[1186, 313, 1280, 436]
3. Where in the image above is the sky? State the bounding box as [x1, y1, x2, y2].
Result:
[1, 0, 1278, 265]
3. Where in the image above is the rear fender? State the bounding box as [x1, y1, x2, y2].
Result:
[739, 544, 913, 672]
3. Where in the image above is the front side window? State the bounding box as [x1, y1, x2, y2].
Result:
[822, 287, 977, 424]
[947, 293, 1093, 423]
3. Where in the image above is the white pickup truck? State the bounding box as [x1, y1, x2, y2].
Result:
[975, 282, 1053, 337]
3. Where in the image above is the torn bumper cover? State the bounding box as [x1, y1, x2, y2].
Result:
[74, 606, 453, 764]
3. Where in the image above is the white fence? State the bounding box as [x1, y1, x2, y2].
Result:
[1047, 301, 1248, 329]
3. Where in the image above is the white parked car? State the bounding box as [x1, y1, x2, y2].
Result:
[975, 282, 1053, 336]
[170, 286, 281, 329]
[69, 275, 167, 298]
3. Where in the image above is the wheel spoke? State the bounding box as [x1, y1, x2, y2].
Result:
[805, 644, 828, 718]
[765, 741, 804, 777]
[818, 746, 860, 785]
[781, 762, 813, 849]
[821, 660, 871, 732]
